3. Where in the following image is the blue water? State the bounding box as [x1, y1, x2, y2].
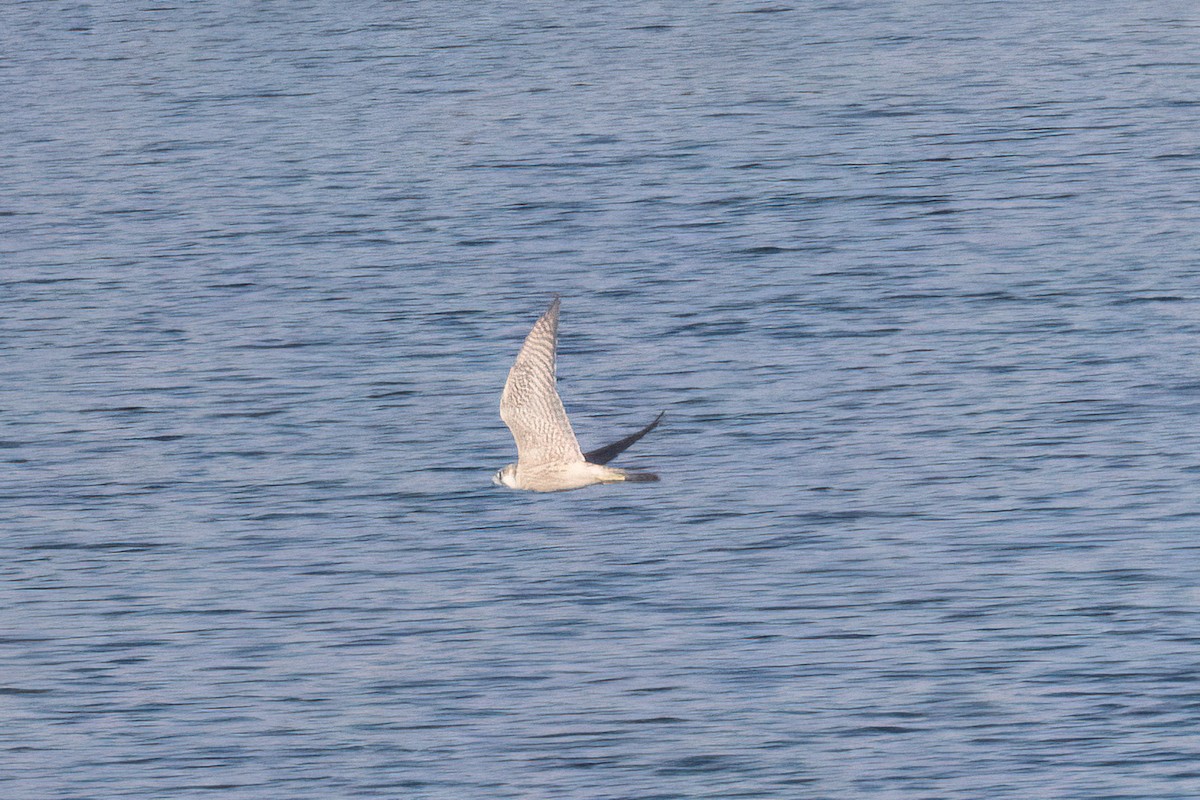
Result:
[4, 2, 1200, 798]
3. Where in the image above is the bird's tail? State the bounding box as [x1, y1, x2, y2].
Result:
[602, 467, 660, 484]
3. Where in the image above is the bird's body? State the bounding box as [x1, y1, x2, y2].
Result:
[495, 297, 661, 492]
[494, 460, 641, 493]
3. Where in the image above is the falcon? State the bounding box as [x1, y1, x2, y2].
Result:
[494, 297, 662, 492]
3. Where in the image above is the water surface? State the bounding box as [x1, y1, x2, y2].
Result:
[4, 2, 1200, 798]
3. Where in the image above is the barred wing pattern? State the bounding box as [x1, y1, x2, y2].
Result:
[499, 297, 585, 469]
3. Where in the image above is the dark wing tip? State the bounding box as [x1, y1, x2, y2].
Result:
[584, 411, 665, 466]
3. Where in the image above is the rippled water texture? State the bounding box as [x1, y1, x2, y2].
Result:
[4, 2, 1200, 798]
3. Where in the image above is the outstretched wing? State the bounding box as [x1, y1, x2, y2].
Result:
[499, 297, 585, 469]
[584, 412, 664, 465]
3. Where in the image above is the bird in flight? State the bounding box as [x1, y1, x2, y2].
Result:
[494, 297, 662, 492]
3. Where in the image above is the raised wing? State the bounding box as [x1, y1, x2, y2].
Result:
[499, 297, 585, 469]
[584, 412, 664, 465]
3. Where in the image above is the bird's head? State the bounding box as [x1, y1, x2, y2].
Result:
[493, 463, 518, 488]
